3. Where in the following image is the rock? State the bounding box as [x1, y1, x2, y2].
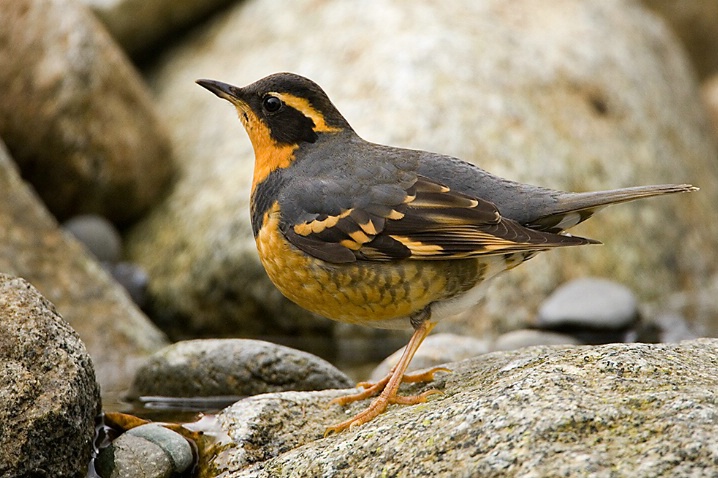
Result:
[0, 139, 168, 395]
[647, 273, 718, 342]
[0, 275, 100, 478]
[103, 262, 150, 308]
[95, 424, 194, 478]
[0, 0, 173, 223]
[95, 434, 173, 478]
[493, 329, 580, 351]
[128, 339, 353, 399]
[82, 0, 235, 58]
[213, 339, 718, 477]
[63, 214, 123, 263]
[537, 278, 639, 331]
[651, 313, 700, 343]
[126, 0, 718, 351]
[369, 333, 490, 382]
[642, 0, 718, 79]
[702, 74, 718, 143]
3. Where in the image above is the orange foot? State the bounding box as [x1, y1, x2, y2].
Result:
[325, 320, 449, 435]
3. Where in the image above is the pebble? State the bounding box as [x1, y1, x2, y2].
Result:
[63, 214, 122, 263]
[537, 277, 639, 331]
[94, 424, 195, 478]
[128, 339, 353, 400]
[104, 261, 149, 308]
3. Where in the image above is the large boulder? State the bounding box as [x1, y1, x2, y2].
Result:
[0, 275, 100, 478]
[0, 139, 168, 394]
[126, 0, 718, 352]
[81, 0, 235, 58]
[0, 0, 173, 223]
[215, 339, 718, 477]
[643, 0, 718, 79]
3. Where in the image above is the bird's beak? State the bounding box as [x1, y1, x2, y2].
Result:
[196, 79, 246, 106]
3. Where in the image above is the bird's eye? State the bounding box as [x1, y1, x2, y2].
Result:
[263, 95, 282, 113]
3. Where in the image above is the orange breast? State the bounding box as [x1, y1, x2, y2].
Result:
[255, 202, 489, 327]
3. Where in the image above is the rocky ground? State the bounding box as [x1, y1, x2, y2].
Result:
[1, 0, 718, 477]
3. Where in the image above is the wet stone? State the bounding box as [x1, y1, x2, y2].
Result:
[128, 339, 353, 400]
[95, 433, 174, 478]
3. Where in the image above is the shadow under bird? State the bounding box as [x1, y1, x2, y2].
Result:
[196, 72, 697, 434]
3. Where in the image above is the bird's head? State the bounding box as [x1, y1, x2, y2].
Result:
[196, 72, 351, 150]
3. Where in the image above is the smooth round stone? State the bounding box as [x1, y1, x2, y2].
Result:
[537, 278, 639, 330]
[127, 424, 193, 473]
[128, 339, 353, 399]
[63, 214, 122, 263]
[95, 433, 174, 478]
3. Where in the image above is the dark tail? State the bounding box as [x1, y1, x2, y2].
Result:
[528, 184, 698, 233]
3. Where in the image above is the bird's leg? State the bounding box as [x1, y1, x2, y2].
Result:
[326, 310, 444, 435]
[337, 364, 450, 405]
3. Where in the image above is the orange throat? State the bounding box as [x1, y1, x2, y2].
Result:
[236, 107, 298, 192]
[251, 141, 297, 193]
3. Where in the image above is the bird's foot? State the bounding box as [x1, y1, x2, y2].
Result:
[325, 365, 449, 436]
[331, 365, 450, 407]
[325, 388, 443, 436]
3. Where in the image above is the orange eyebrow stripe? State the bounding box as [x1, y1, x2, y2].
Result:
[274, 93, 342, 133]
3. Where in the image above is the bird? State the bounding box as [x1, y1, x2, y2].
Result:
[196, 72, 696, 434]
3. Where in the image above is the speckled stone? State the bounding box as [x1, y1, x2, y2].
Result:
[95, 434, 174, 478]
[0, 275, 100, 478]
[126, 424, 193, 473]
[0, 139, 168, 395]
[213, 339, 718, 477]
[128, 339, 353, 399]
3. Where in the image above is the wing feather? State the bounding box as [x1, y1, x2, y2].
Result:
[284, 175, 596, 264]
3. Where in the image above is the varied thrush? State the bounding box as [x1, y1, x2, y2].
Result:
[197, 72, 696, 434]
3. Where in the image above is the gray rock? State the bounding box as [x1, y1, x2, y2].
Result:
[537, 278, 639, 330]
[0, 0, 173, 223]
[0, 275, 100, 478]
[126, 0, 718, 350]
[493, 329, 581, 351]
[702, 74, 718, 143]
[126, 424, 193, 473]
[104, 262, 150, 308]
[63, 214, 123, 263]
[82, 0, 235, 58]
[95, 433, 174, 478]
[648, 313, 698, 344]
[214, 339, 718, 477]
[128, 339, 353, 399]
[0, 139, 168, 395]
[369, 333, 490, 382]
